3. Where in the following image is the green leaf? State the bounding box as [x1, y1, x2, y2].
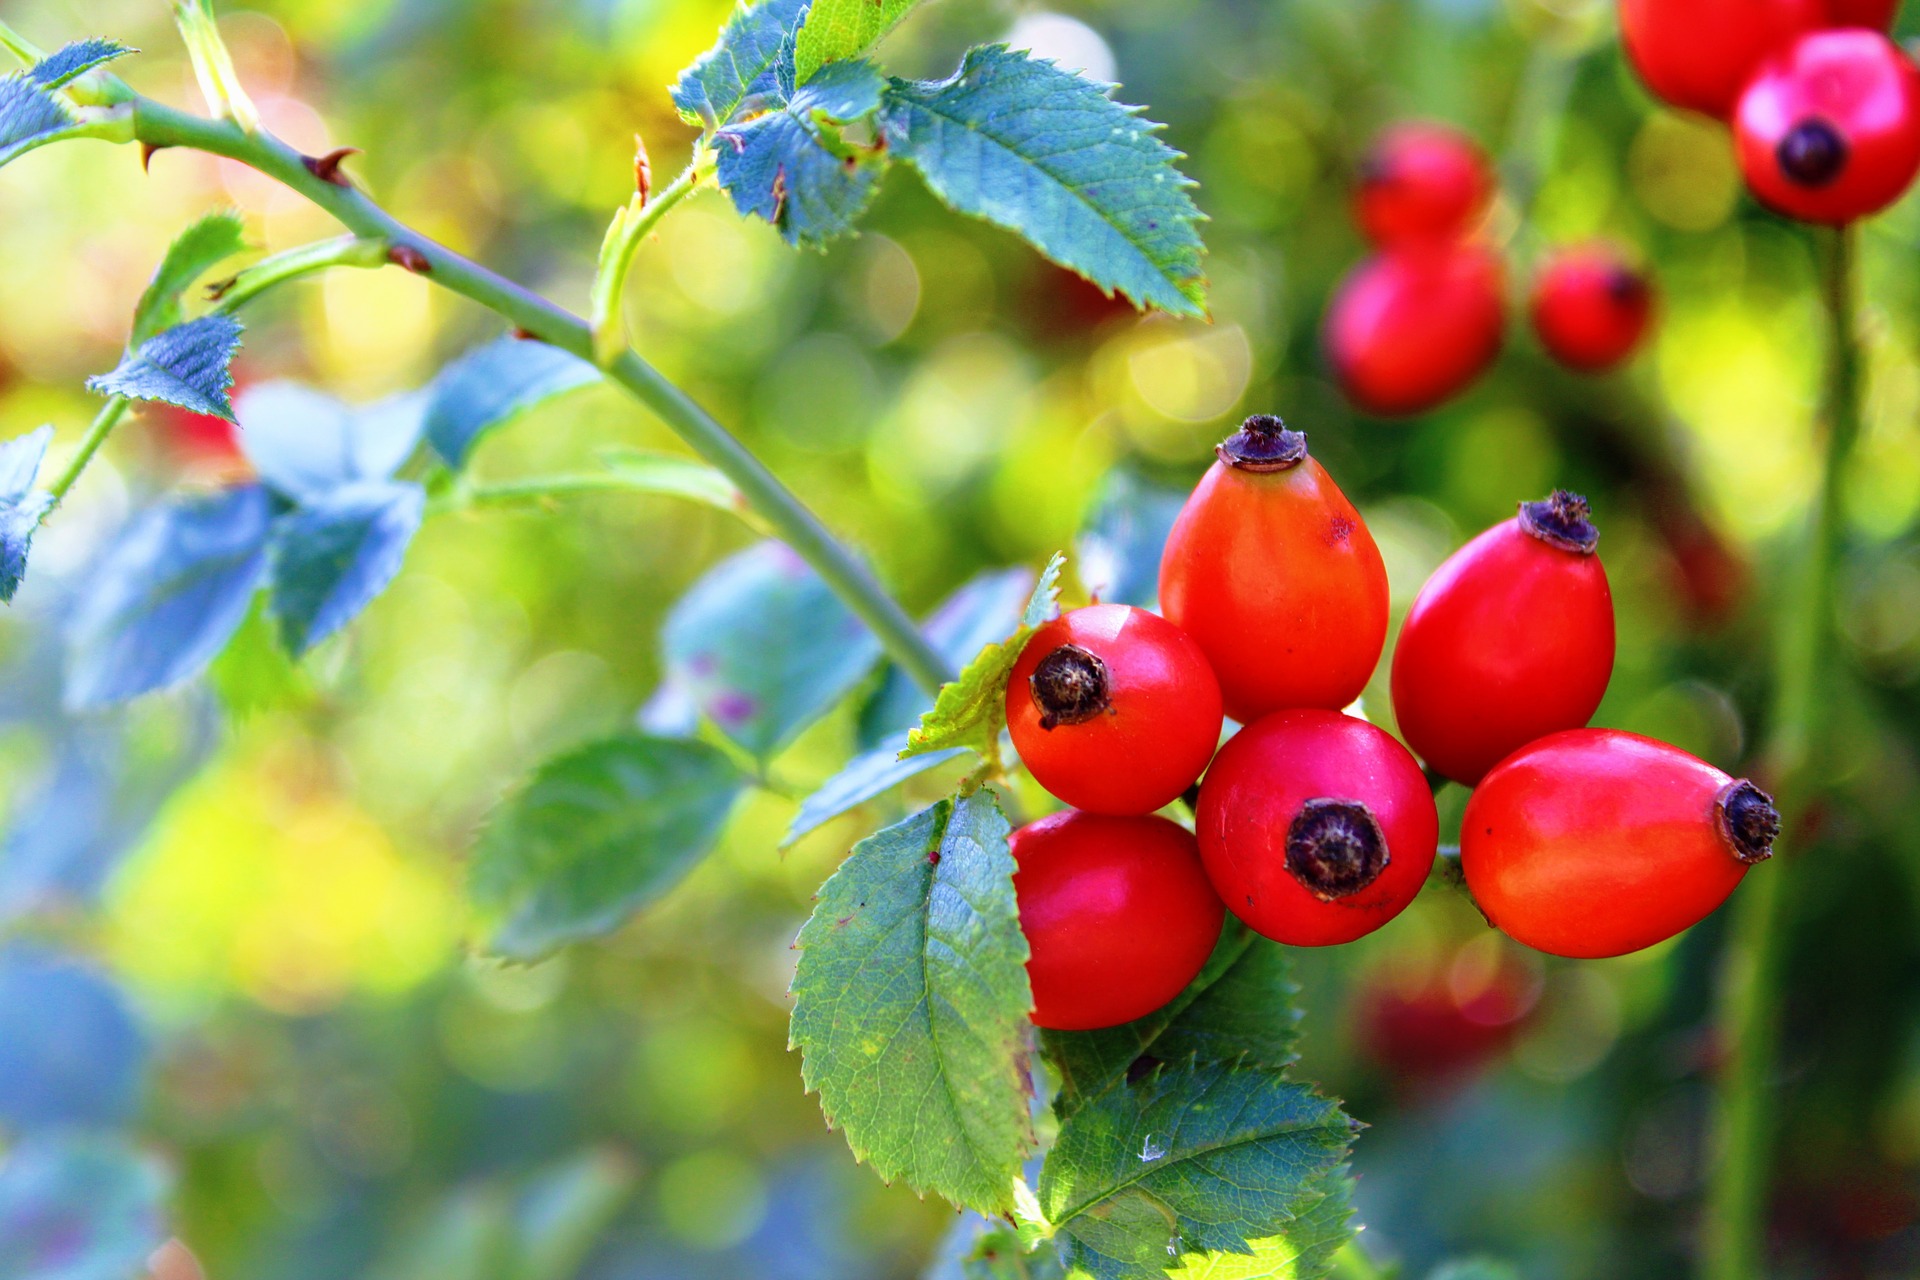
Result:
[714, 59, 890, 249]
[670, 0, 810, 128]
[793, 0, 924, 84]
[0, 425, 52, 603]
[506, 1149, 638, 1280]
[1164, 1175, 1356, 1280]
[929, 1221, 1069, 1280]
[470, 733, 748, 959]
[1043, 920, 1300, 1115]
[862, 566, 1037, 747]
[651, 541, 883, 759]
[0, 74, 79, 170]
[424, 336, 600, 470]
[87, 313, 244, 421]
[131, 209, 247, 346]
[209, 596, 310, 720]
[901, 552, 1062, 761]
[1039, 1060, 1356, 1280]
[791, 788, 1035, 1214]
[266, 480, 425, 656]
[880, 47, 1207, 317]
[782, 730, 968, 849]
[29, 39, 135, 90]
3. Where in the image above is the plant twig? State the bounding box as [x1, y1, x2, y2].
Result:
[207, 234, 388, 312]
[41, 397, 130, 512]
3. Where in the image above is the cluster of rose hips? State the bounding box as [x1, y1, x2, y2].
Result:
[1006, 415, 1780, 1032]
[1623, 0, 1920, 224]
[1323, 123, 1658, 419]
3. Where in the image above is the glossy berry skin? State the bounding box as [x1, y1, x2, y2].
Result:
[1012, 810, 1225, 1030]
[1159, 418, 1389, 723]
[1196, 709, 1439, 947]
[1529, 247, 1656, 373]
[1620, 0, 1827, 119]
[1462, 729, 1780, 959]
[1354, 122, 1493, 246]
[1007, 604, 1223, 816]
[1734, 30, 1920, 224]
[1391, 492, 1616, 785]
[1325, 244, 1505, 417]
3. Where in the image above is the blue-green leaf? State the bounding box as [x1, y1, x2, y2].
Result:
[130, 208, 247, 346]
[1164, 1175, 1356, 1280]
[715, 59, 890, 248]
[862, 566, 1037, 747]
[1041, 1061, 1355, 1280]
[236, 381, 426, 502]
[651, 541, 882, 758]
[671, 0, 810, 128]
[793, 0, 925, 84]
[1076, 468, 1187, 609]
[1043, 920, 1299, 1115]
[29, 39, 135, 90]
[65, 485, 272, 708]
[0, 74, 78, 169]
[470, 733, 747, 959]
[87, 313, 244, 421]
[267, 480, 425, 656]
[0, 1135, 169, 1280]
[791, 788, 1034, 1214]
[781, 729, 968, 848]
[0, 426, 52, 603]
[424, 336, 600, 470]
[0, 946, 147, 1132]
[881, 47, 1207, 317]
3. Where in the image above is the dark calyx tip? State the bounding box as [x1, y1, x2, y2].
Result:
[1518, 490, 1600, 554]
[1777, 119, 1848, 189]
[1717, 779, 1781, 865]
[1285, 798, 1391, 901]
[1216, 414, 1308, 472]
[1029, 643, 1112, 730]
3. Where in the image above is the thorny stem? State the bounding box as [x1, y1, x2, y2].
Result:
[1702, 225, 1862, 1280]
[116, 94, 953, 695]
[41, 397, 130, 511]
[590, 156, 706, 366]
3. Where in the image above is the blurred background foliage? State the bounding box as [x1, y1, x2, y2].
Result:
[4, 0, 1920, 1276]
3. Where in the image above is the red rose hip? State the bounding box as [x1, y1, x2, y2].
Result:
[1390, 491, 1616, 785]
[1325, 243, 1505, 417]
[1012, 810, 1225, 1030]
[1196, 709, 1439, 947]
[1007, 604, 1223, 815]
[1529, 246, 1656, 372]
[1734, 29, 1920, 224]
[1620, 0, 1827, 119]
[1158, 416, 1390, 723]
[1462, 729, 1780, 958]
[1354, 122, 1493, 246]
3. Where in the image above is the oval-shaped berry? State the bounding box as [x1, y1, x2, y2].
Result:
[1196, 709, 1438, 947]
[1354, 122, 1493, 246]
[1158, 416, 1390, 723]
[1620, 0, 1827, 119]
[1007, 604, 1224, 815]
[1391, 491, 1616, 785]
[1734, 29, 1920, 224]
[1462, 729, 1779, 958]
[1325, 244, 1505, 417]
[1012, 810, 1225, 1030]
[1529, 246, 1657, 373]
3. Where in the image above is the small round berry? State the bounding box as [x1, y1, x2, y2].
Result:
[1735, 29, 1920, 223]
[1529, 246, 1657, 373]
[1007, 604, 1223, 816]
[1012, 810, 1225, 1030]
[1354, 122, 1493, 246]
[1196, 709, 1438, 947]
[1391, 491, 1615, 786]
[1462, 729, 1779, 958]
[1620, 0, 1828, 120]
[1158, 416, 1390, 722]
[1325, 243, 1506, 417]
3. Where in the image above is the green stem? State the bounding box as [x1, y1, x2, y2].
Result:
[1498, 35, 1580, 216]
[0, 18, 45, 65]
[41, 397, 130, 511]
[209, 234, 388, 313]
[590, 157, 705, 366]
[127, 95, 953, 695]
[1702, 225, 1862, 1280]
[1333, 1240, 1387, 1280]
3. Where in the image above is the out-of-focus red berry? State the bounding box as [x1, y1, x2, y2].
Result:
[1354, 122, 1494, 246]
